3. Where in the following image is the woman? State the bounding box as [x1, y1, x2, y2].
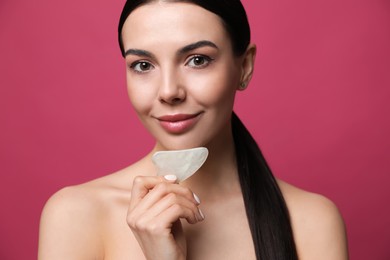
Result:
[38, 0, 348, 259]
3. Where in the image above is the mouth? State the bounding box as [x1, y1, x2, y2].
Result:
[156, 112, 203, 134]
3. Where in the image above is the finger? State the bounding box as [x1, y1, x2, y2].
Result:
[137, 192, 203, 225]
[157, 193, 204, 223]
[157, 203, 205, 225]
[131, 181, 200, 215]
[129, 202, 201, 234]
[130, 175, 177, 210]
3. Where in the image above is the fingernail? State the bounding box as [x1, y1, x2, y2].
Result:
[164, 175, 177, 181]
[198, 208, 205, 220]
[193, 193, 201, 204]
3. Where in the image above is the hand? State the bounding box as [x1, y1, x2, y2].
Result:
[127, 175, 204, 260]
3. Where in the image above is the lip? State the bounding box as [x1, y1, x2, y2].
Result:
[156, 112, 202, 134]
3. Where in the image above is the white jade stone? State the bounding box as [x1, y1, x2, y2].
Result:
[152, 147, 209, 182]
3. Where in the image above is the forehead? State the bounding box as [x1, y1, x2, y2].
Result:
[121, 2, 231, 51]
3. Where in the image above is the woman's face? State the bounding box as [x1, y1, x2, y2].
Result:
[121, 2, 244, 150]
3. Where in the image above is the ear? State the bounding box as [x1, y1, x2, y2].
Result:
[238, 44, 256, 91]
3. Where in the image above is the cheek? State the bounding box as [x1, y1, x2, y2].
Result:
[126, 75, 156, 115]
[186, 65, 239, 108]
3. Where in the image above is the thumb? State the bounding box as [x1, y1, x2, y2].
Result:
[163, 174, 178, 183]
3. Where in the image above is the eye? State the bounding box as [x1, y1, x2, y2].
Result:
[186, 55, 213, 68]
[130, 61, 154, 73]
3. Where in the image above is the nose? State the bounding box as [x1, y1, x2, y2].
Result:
[158, 68, 186, 105]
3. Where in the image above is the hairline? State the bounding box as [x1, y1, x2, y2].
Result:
[119, 0, 242, 57]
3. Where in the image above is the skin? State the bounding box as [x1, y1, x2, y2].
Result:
[38, 2, 349, 260]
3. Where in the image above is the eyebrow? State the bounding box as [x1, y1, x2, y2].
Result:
[124, 49, 155, 58]
[124, 40, 218, 58]
[178, 40, 219, 54]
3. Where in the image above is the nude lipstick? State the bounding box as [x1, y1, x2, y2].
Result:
[157, 113, 202, 134]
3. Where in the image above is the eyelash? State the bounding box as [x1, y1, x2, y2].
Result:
[129, 60, 154, 74]
[185, 55, 214, 68]
[128, 55, 214, 74]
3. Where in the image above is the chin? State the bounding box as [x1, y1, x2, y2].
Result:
[156, 141, 205, 151]
[154, 135, 211, 151]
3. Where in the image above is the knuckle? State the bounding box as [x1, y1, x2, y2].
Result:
[126, 214, 136, 228]
[126, 213, 137, 229]
[133, 176, 144, 186]
[148, 223, 163, 235]
[165, 192, 178, 203]
[170, 203, 182, 213]
[154, 182, 168, 193]
[134, 219, 147, 231]
[126, 213, 147, 231]
[177, 186, 195, 202]
[183, 188, 194, 199]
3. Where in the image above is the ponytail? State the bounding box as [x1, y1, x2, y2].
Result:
[232, 112, 298, 259]
[118, 1, 298, 257]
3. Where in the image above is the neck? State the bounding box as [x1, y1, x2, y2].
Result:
[181, 123, 241, 200]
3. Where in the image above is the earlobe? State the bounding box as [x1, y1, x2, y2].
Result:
[238, 82, 247, 90]
[238, 44, 256, 91]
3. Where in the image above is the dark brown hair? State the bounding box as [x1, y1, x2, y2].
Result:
[118, 1, 298, 259]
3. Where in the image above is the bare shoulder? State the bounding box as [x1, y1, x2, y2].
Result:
[38, 182, 106, 259]
[277, 179, 349, 260]
[38, 157, 153, 260]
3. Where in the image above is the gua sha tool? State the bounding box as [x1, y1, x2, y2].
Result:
[152, 147, 209, 182]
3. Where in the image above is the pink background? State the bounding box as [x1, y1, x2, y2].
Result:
[1, 0, 389, 259]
